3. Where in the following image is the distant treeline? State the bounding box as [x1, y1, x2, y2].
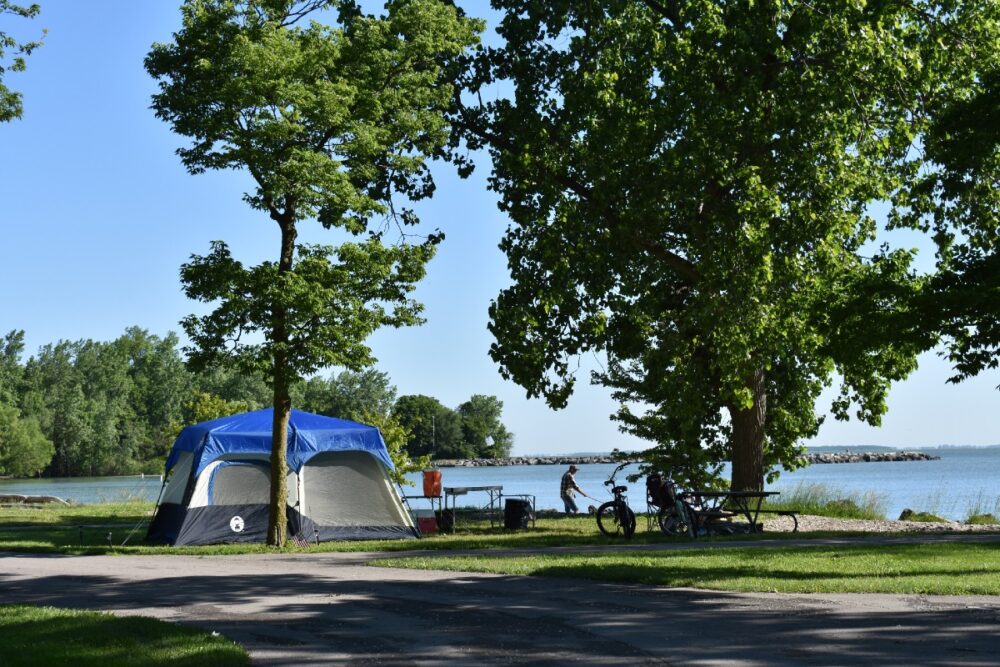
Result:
[0, 328, 512, 478]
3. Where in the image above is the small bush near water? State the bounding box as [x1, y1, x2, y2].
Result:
[964, 491, 1000, 524]
[966, 513, 999, 525]
[763, 483, 886, 520]
[898, 509, 948, 522]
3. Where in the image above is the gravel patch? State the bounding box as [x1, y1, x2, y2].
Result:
[538, 509, 1000, 534]
[763, 514, 1000, 533]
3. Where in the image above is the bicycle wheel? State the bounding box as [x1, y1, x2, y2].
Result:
[659, 502, 693, 537]
[596, 501, 625, 537]
[658, 508, 682, 535]
[658, 507, 689, 536]
[620, 505, 637, 539]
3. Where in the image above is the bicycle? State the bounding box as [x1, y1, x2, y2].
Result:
[656, 477, 695, 537]
[596, 462, 637, 539]
[651, 475, 747, 537]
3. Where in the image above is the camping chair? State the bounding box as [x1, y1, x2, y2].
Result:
[648, 473, 745, 537]
[645, 473, 668, 531]
[646, 473, 697, 535]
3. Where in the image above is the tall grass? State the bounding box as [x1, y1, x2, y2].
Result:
[964, 490, 1000, 524]
[93, 488, 158, 505]
[920, 488, 946, 517]
[764, 482, 886, 520]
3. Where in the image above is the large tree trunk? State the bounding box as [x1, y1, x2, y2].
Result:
[728, 367, 767, 491]
[268, 376, 291, 546]
[267, 217, 297, 547]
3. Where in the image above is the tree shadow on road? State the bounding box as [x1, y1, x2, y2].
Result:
[2, 562, 998, 666]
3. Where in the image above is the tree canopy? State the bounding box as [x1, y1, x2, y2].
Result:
[0, 1, 43, 122]
[392, 393, 464, 458]
[298, 368, 398, 420]
[0, 324, 508, 478]
[391, 392, 514, 460]
[146, 0, 481, 544]
[900, 68, 1000, 382]
[6, 328, 208, 476]
[457, 394, 513, 459]
[0, 330, 25, 406]
[456, 0, 997, 490]
[0, 403, 51, 477]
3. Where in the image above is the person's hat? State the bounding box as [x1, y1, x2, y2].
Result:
[568, 465, 578, 472]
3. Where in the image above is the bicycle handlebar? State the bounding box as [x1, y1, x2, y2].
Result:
[604, 461, 632, 488]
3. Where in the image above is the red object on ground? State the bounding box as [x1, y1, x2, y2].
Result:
[417, 516, 437, 534]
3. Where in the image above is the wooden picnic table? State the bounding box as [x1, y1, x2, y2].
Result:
[679, 490, 780, 535]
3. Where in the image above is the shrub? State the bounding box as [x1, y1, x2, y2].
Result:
[964, 492, 1000, 524]
[898, 508, 947, 522]
[764, 483, 886, 520]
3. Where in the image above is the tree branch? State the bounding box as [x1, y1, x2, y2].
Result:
[640, 0, 680, 27]
[280, 0, 330, 27]
[452, 92, 702, 286]
[554, 169, 703, 285]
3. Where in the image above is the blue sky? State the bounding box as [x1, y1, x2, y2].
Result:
[1, 1, 996, 455]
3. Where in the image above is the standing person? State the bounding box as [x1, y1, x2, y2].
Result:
[560, 465, 591, 513]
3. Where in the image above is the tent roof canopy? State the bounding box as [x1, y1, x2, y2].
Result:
[165, 408, 393, 477]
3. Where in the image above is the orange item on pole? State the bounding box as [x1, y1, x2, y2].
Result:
[423, 469, 442, 498]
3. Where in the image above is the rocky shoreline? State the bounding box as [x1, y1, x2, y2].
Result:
[800, 451, 939, 464]
[433, 451, 939, 468]
[0, 494, 68, 505]
[434, 455, 621, 467]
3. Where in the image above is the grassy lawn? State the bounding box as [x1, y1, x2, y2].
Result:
[2, 497, 996, 560]
[372, 542, 1000, 595]
[0, 605, 249, 666]
[5, 500, 1000, 596]
[0, 480, 959, 558]
[0, 501, 681, 554]
[0, 500, 888, 556]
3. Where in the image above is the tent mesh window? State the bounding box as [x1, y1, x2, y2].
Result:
[210, 462, 271, 506]
[303, 451, 406, 526]
[286, 468, 299, 508]
[161, 452, 193, 504]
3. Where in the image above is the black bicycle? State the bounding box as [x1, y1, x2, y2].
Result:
[596, 462, 637, 539]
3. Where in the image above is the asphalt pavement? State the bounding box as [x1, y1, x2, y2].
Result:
[2, 538, 1000, 666]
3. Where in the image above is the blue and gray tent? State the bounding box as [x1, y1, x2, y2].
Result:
[146, 408, 418, 545]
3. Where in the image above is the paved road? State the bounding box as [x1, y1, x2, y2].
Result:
[3, 541, 1000, 666]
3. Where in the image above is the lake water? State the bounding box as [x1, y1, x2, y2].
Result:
[2, 447, 998, 521]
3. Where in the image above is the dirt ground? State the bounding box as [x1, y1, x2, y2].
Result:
[3, 536, 1000, 666]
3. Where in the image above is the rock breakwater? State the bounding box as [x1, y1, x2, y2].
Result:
[801, 451, 939, 464]
[0, 494, 69, 505]
[433, 455, 624, 468]
[432, 451, 939, 467]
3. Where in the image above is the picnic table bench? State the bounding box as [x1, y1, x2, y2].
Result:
[753, 509, 800, 532]
[680, 490, 785, 536]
